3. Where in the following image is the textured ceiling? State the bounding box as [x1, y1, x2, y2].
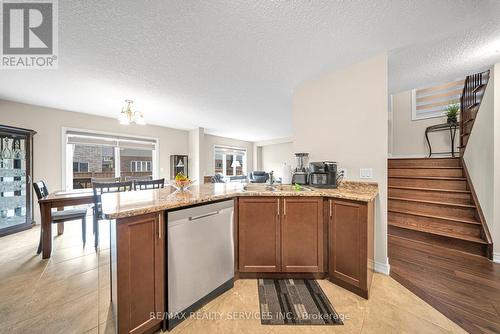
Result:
[1, 1, 500, 141]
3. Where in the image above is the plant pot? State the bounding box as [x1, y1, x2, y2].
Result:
[447, 116, 457, 124]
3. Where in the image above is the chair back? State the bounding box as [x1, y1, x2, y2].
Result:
[91, 177, 121, 185]
[211, 173, 225, 183]
[134, 178, 165, 191]
[124, 175, 152, 182]
[92, 181, 133, 219]
[33, 180, 49, 201]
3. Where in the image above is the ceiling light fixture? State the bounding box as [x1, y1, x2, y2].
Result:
[119, 99, 146, 125]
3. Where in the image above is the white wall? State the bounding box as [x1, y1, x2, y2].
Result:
[188, 127, 203, 182]
[202, 134, 254, 178]
[495, 64, 500, 260]
[463, 64, 500, 260]
[260, 142, 294, 179]
[0, 99, 189, 222]
[464, 68, 495, 251]
[391, 90, 460, 157]
[293, 53, 389, 270]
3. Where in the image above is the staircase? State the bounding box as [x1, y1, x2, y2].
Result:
[388, 70, 494, 259]
[388, 157, 492, 257]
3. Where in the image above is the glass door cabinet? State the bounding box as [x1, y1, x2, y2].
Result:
[0, 125, 36, 237]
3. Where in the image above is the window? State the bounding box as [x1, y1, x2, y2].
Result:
[64, 130, 157, 189]
[412, 79, 464, 120]
[72, 162, 89, 172]
[213, 145, 247, 178]
[130, 161, 151, 172]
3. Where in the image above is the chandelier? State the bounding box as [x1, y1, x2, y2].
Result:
[118, 99, 146, 125]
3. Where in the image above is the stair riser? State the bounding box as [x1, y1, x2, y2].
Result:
[388, 212, 481, 238]
[388, 159, 461, 168]
[388, 168, 463, 178]
[389, 199, 476, 220]
[388, 188, 473, 205]
[389, 178, 468, 190]
[388, 225, 487, 257]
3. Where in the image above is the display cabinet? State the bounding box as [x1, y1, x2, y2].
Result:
[0, 125, 36, 237]
[170, 155, 188, 179]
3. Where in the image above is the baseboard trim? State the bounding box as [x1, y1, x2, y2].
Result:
[374, 260, 390, 275]
[494, 252, 500, 264]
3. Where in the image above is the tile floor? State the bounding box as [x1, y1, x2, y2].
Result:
[0, 219, 467, 334]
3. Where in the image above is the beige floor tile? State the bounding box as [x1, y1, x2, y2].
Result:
[447, 319, 468, 334]
[99, 319, 116, 334]
[369, 274, 452, 331]
[362, 298, 451, 334]
[3, 291, 99, 334]
[40, 252, 98, 283]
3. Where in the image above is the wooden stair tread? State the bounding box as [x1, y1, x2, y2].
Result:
[388, 167, 463, 170]
[388, 186, 471, 194]
[388, 196, 476, 208]
[461, 132, 470, 137]
[388, 220, 487, 244]
[463, 118, 474, 125]
[388, 234, 489, 260]
[389, 176, 466, 180]
[388, 208, 480, 225]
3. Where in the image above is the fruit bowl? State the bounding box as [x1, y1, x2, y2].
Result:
[172, 179, 193, 191]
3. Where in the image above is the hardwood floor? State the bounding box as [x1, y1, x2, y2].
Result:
[389, 234, 500, 334]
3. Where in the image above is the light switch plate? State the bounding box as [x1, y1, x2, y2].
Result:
[360, 168, 373, 179]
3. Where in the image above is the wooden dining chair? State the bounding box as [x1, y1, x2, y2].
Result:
[33, 181, 88, 254]
[92, 181, 132, 249]
[133, 178, 165, 190]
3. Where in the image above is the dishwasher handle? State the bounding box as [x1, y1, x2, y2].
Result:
[188, 210, 220, 221]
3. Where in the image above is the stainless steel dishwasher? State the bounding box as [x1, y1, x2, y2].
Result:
[166, 199, 234, 330]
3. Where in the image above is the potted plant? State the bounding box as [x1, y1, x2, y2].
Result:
[446, 103, 459, 124]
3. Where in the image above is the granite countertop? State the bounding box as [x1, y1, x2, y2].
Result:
[101, 181, 378, 219]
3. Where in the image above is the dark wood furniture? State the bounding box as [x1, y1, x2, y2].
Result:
[92, 181, 132, 248]
[38, 189, 95, 258]
[33, 181, 88, 254]
[425, 122, 458, 157]
[328, 199, 374, 299]
[0, 125, 36, 237]
[134, 178, 165, 191]
[238, 197, 325, 274]
[238, 197, 280, 272]
[110, 212, 165, 334]
[170, 155, 188, 179]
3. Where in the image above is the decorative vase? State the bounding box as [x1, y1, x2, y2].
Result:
[447, 116, 457, 124]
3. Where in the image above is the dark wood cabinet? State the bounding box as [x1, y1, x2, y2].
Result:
[238, 197, 280, 272]
[328, 199, 374, 299]
[0, 125, 36, 237]
[238, 196, 324, 274]
[111, 212, 165, 334]
[281, 197, 324, 272]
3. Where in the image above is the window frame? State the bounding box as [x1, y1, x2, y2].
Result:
[62, 127, 159, 190]
[213, 145, 247, 177]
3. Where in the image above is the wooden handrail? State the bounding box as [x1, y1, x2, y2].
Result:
[459, 70, 490, 155]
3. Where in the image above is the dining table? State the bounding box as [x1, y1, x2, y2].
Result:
[38, 188, 94, 259]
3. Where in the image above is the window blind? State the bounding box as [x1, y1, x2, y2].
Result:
[412, 79, 464, 120]
[66, 130, 156, 150]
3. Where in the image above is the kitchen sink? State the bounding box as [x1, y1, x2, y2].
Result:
[273, 184, 313, 192]
[242, 184, 278, 192]
[242, 184, 313, 192]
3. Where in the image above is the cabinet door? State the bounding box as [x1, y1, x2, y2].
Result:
[329, 200, 367, 290]
[281, 197, 324, 272]
[238, 197, 280, 272]
[116, 213, 164, 334]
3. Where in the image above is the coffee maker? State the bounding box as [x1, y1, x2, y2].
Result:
[291, 153, 309, 185]
[309, 161, 339, 188]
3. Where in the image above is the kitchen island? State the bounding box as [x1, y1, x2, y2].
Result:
[102, 181, 378, 334]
